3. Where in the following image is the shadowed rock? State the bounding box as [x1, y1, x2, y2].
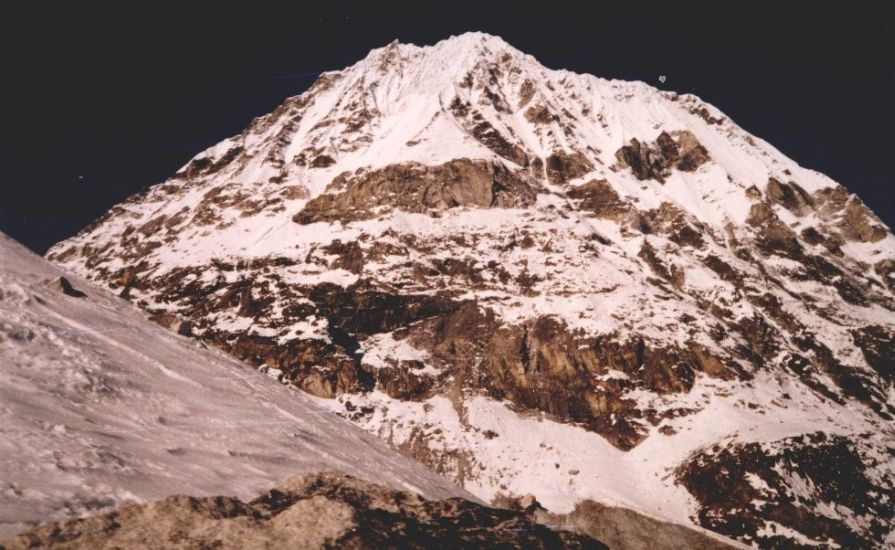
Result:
[3, 472, 605, 549]
[545, 150, 594, 185]
[616, 131, 710, 182]
[566, 179, 632, 221]
[677, 433, 895, 549]
[45, 276, 87, 298]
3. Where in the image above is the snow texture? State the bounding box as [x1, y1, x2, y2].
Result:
[0, 233, 473, 538]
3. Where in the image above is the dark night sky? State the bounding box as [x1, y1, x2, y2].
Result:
[2, 2, 893, 254]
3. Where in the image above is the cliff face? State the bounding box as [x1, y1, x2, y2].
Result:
[47, 32, 895, 547]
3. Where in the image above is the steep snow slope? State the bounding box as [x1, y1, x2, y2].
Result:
[0, 232, 473, 538]
[48, 33, 895, 547]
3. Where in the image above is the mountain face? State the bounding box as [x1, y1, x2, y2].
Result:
[2, 233, 723, 549]
[0, 233, 472, 538]
[48, 32, 895, 547]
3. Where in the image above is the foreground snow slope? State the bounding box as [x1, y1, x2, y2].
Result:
[0, 232, 472, 538]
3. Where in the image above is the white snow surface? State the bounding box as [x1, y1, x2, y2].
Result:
[0, 233, 473, 539]
[323, 368, 886, 526]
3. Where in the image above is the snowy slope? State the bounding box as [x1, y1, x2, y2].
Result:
[47, 33, 895, 548]
[0, 232, 473, 538]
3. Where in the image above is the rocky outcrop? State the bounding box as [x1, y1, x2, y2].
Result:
[224, 334, 370, 398]
[615, 130, 710, 182]
[395, 310, 729, 450]
[3, 472, 605, 549]
[566, 179, 632, 221]
[177, 145, 245, 179]
[763, 178, 888, 246]
[677, 433, 895, 549]
[637, 202, 707, 248]
[744, 199, 890, 310]
[851, 324, 895, 383]
[545, 150, 594, 185]
[449, 98, 530, 166]
[44, 276, 86, 298]
[838, 196, 889, 243]
[475, 318, 703, 450]
[766, 177, 813, 214]
[294, 159, 541, 224]
[309, 280, 462, 337]
[322, 239, 365, 275]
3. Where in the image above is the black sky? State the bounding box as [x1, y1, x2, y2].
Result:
[2, 2, 893, 253]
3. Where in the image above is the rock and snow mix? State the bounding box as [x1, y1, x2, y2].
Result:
[47, 32, 894, 547]
[4, 471, 604, 549]
[0, 234, 471, 539]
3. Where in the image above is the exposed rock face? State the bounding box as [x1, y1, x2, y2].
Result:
[875, 258, 895, 292]
[449, 97, 530, 166]
[4, 472, 605, 549]
[294, 159, 542, 224]
[323, 239, 365, 275]
[677, 433, 895, 548]
[44, 276, 86, 298]
[766, 177, 813, 214]
[226, 334, 370, 398]
[46, 33, 895, 549]
[566, 179, 632, 221]
[179, 145, 246, 179]
[546, 150, 594, 185]
[851, 324, 895, 382]
[472, 317, 710, 450]
[615, 130, 710, 182]
[638, 202, 707, 248]
[839, 196, 889, 243]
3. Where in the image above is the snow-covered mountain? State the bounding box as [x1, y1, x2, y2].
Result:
[0, 232, 472, 538]
[3, 232, 733, 549]
[48, 32, 895, 548]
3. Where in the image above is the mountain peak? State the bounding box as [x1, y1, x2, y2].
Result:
[436, 30, 516, 51]
[381, 31, 516, 56]
[356, 31, 525, 83]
